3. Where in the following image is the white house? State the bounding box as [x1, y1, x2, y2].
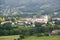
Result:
[26, 15, 49, 24]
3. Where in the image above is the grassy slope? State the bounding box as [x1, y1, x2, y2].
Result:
[23, 35, 60, 40]
[0, 35, 60, 40]
[0, 35, 19, 40]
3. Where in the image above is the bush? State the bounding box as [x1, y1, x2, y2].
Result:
[44, 33, 49, 36]
[35, 33, 44, 37]
[14, 39, 16, 40]
[35, 33, 49, 37]
[17, 38, 22, 40]
[20, 35, 25, 39]
[58, 33, 60, 35]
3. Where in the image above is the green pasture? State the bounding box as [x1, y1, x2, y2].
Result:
[0, 35, 60, 40]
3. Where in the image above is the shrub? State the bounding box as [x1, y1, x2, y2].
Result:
[58, 33, 60, 35]
[14, 39, 16, 40]
[35, 33, 49, 37]
[35, 33, 44, 37]
[44, 33, 49, 36]
[20, 35, 25, 39]
[17, 38, 22, 40]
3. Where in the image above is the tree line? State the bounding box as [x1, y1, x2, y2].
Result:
[0, 22, 60, 36]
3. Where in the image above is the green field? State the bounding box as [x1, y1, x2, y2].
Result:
[0, 35, 19, 40]
[0, 35, 60, 40]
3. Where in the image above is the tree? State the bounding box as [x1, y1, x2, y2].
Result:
[0, 17, 4, 23]
[34, 22, 42, 33]
[35, 22, 42, 27]
[2, 23, 12, 30]
[55, 20, 60, 25]
[11, 18, 16, 22]
[45, 23, 54, 32]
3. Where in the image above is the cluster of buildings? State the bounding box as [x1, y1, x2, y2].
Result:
[0, 15, 50, 27]
[26, 15, 50, 24]
[0, 15, 60, 35]
[1, 15, 60, 27]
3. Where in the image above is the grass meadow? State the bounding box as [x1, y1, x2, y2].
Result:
[0, 35, 60, 40]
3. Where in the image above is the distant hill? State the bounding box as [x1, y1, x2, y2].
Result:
[0, 0, 60, 17]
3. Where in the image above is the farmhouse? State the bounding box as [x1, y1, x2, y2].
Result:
[48, 30, 60, 36]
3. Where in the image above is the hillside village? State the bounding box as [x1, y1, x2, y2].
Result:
[0, 15, 49, 27]
[0, 15, 60, 27]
